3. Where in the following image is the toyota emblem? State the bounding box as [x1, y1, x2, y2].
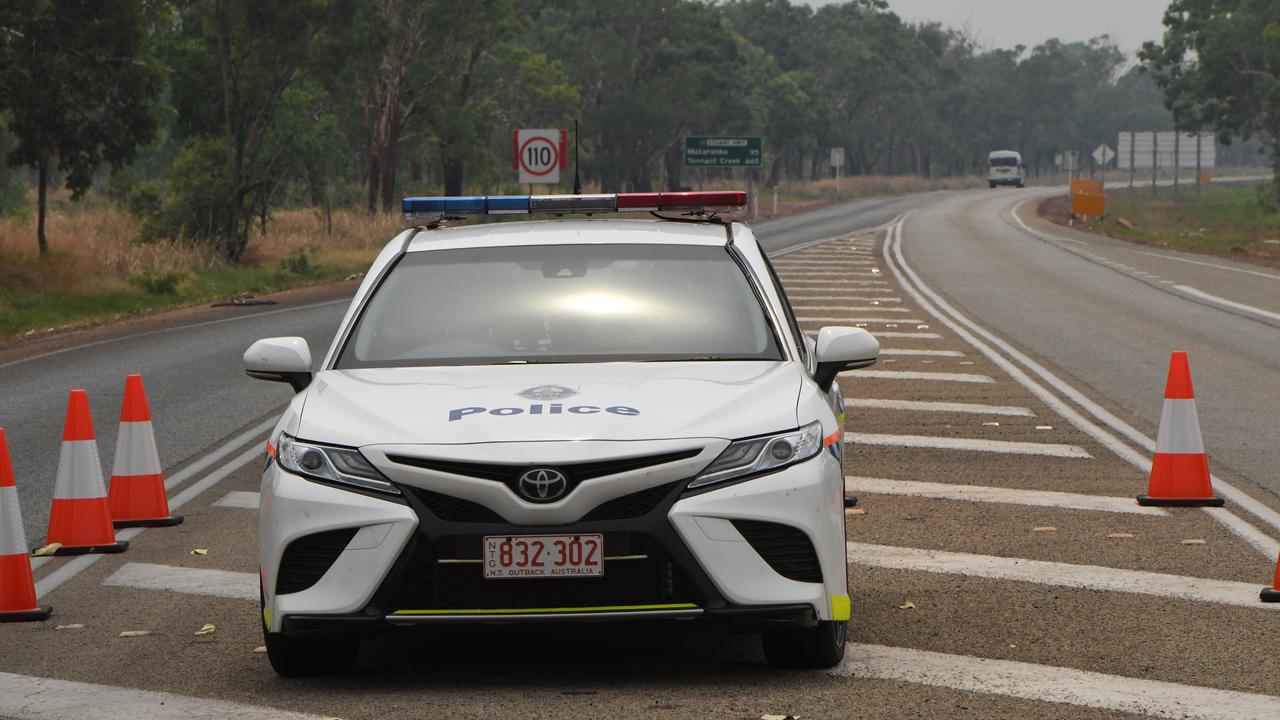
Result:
[517, 468, 569, 502]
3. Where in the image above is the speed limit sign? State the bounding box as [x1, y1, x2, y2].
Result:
[514, 128, 568, 184]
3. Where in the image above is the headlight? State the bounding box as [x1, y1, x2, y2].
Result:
[276, 434, 400, 496]
[688, 421, 823, 489]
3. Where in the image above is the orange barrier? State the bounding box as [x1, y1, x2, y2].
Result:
[0, 429, 51, 622]
[1137, 352, 1223, 507]
[43, 390, 129, 555]
[108, 375, 182, 528]
[1263, 552, 1279, 603]
[1069, 179, 1103, 196]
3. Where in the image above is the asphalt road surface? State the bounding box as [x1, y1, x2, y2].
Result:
[2, 189, 1278, 719]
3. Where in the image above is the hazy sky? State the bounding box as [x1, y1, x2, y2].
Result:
[798, 0, 1171, 55]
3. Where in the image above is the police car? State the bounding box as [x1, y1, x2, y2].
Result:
[244, 191, 879, 676]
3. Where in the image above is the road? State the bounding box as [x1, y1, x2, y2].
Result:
[1, 188, 1278, 719]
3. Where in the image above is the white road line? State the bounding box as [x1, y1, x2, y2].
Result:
[1128, 248, 1280, 281]
[846, 370, 994, 383]
[34, 445, 262, 599]
[1174, 284, 1280, 323]
[844, 476, 1167, 515]
[797, 317, 923, 323]
[835, 643, 1280, 720]
[786, 280, 887, 286]
[895, 216, 1280, 557]
[103, 562, 257, 601]
[879, 348, 963, 356]
[844, 433, 1091, 458]
[791, 305, 911, 313]
[213, 490, 261, 509]
[870, 331, 942, 339]
[0, 671, 332, 720]
[847, 542, 1276, 610]
[790, 297, 902, 304]
[845, 398, 1029, 415]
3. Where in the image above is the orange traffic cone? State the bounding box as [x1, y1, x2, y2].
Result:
[1137, 352, 1223, 507]
[1, 429, 52, 621]
[1263, 552, 1280, 603]
[107, 375, 181, 528]
[42, 390, 128, 555]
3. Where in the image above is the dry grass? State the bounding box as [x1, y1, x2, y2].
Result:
[0, 189, 403, 339]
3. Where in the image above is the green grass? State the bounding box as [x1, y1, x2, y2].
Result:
[0, 250, 373, 339]
[1079, 182, 1280, 257]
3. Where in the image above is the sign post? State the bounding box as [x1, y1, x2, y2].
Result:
[684, 136, 763, 216]
[1092, 144, 1115, 188]
[514, 129, 568, 186]
[830, 147, 845, 199]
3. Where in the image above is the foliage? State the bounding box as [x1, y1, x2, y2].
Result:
[129, 267, 187, 295]
[0, 0, 165, 255]
[1142, 1, 1280, 198]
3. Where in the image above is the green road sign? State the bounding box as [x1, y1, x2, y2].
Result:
[684, 136, 763, 167]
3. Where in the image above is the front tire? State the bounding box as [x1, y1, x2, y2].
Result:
[762, 620, 847, 669]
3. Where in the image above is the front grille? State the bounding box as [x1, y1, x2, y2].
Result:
[409, 487, 506, 523]
[581, 482, 679, 522]
[387, 449, 701, 484]
[389, 533, 699, 611]
[732, 520, 822, 583]
[276, 527, 358, 595]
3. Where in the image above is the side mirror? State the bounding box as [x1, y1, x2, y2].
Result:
[814, 326, 879, 392]
[244, 337, 313, 393]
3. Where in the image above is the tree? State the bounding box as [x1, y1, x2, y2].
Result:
[1142, 0, 1280, 191]
[168, 0, 349, 260]
[0, 0, 164, 256]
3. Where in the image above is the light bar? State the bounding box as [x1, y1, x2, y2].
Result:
[403, 191, 747, 221]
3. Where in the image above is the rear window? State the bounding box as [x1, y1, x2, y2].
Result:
[337, 243, 784, 368]
[989, 156, 1019, 167]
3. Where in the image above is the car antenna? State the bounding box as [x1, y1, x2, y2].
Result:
[572, 118, 582, 195]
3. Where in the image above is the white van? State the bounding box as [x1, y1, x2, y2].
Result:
[987, 150, 1024, 188]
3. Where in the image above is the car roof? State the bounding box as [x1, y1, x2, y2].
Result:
[403, 218, 735, 253]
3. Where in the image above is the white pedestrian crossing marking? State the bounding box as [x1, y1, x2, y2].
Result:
[103, 563, 257, 601]
[847, 543, 1278, 610]
[844, 433, 1091, 458]
[869, 331, 942, 339]
[0, 671, 333, 720]
[213, 490, 260, 509]
[844, 476, 1167, 515]
[878, 348, 962, 356]
[797, 317, 923, 323]
[846, 370, 994, 383]
[791, 305, 911, 313]
[834, 644, 1280, 720]
[845, 398, 1028, 415]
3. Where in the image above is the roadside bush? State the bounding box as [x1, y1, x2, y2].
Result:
[129, 267, 186, 296]
[125, 182, 167, 242]
[280, 252, 317, 277]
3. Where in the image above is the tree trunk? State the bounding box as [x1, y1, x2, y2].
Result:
[442, 150, 465, 196]
[379, 111, 401, 212]
[367, 150, 381, 214]
[36, 154, 49, 257]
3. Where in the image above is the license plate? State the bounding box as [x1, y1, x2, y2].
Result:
[482, 533, 603, 579]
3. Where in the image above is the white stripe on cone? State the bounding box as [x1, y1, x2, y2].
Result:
[1154, 398, 1205, 454]
[0, 486, 27, 556]
[112, 421, 162, 476]
[54, 439, 108, 500]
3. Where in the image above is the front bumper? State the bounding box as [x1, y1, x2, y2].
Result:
[260, 451, 846, 635]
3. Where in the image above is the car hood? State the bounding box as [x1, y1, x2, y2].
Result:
[295, 362, 800, 446]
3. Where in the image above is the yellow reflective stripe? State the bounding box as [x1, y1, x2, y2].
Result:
[830, 594, 851, 621]
[391, 603, 698, 616]
[263, 607, 272, 628]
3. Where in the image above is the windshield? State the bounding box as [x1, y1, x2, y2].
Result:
[337, 243, 784, 367]
[989, 156, 1019, 167]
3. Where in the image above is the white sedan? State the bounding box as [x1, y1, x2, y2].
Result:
[244, 191, 879, 676]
